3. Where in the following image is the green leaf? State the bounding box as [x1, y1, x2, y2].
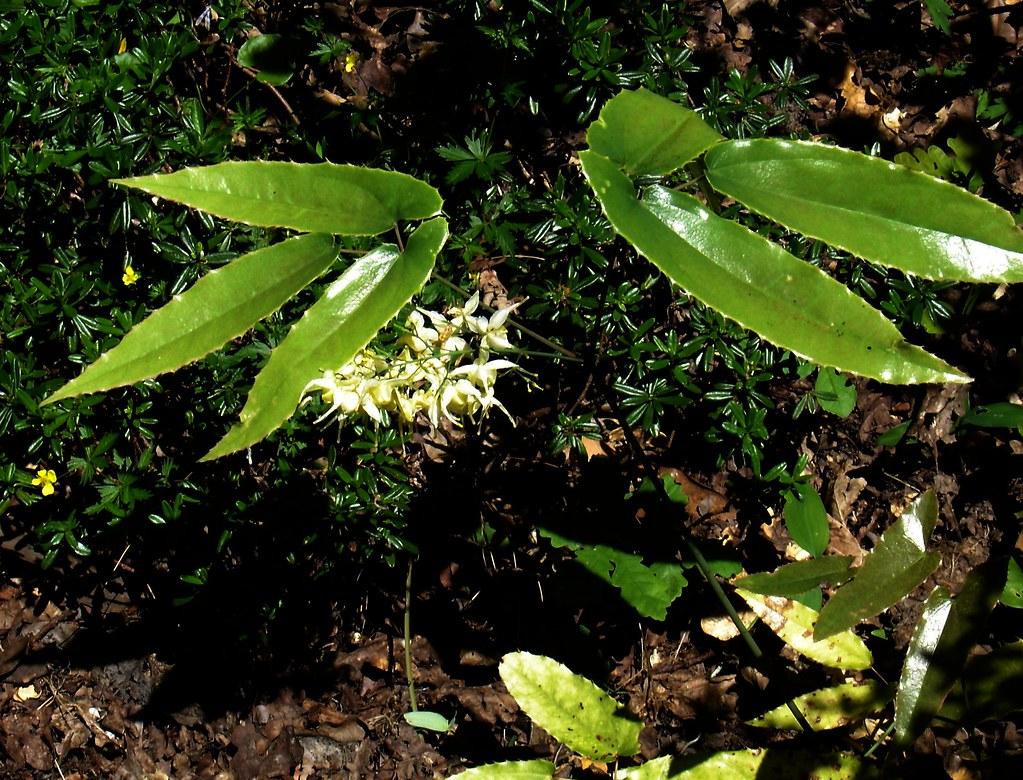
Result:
[959, 402, 1023, 429]
[814, 491, 941, 640]
[704, 139, 1023, 283]
[894, 559, 1007, 744]
[815, 368, 857, 418]
[44, 234, 338, 405]
[941, 642, 1023, 723]
[403, 710, 452, 732]
[113, 162, 442, 236]
[615, 750, 872, 779]
[586, 88, 724, 176]
[734, 557, 855, 597]
[1001, 556, 1023, 608]
[452, 760, 555, 779]
[876, 420, 911, 447]
[735, 590, 872, 670]
[783, 482, 830, 557]
[924, 0, 953, 33]
[499, 652, 642, 761]
[236, 33, 294, 85]
[579, 150, 967, 385]
[747, 680, 891, 731]
[203, 218, 448, 460]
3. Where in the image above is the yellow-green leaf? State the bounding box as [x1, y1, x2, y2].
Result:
[735, 589, 872, 670]
[615, 750, 873, 779]
[202, 218, 447, 460]
[747, 680, 891, 731]
[452, 760, 555, 779]
[113, 161, 442, 236]
[44, 234, 338, 405]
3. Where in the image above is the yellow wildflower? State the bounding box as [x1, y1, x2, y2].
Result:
[122, 266, 140, 286]
[31, 468, 58, 497]
[343, 51, 359, 73]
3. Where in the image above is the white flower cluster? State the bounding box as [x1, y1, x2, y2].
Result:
[302, 292, 521, 428]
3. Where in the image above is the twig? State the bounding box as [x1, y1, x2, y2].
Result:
[404, 557, 418, 711]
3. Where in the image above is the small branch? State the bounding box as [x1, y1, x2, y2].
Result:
[404, 557, 418, 711]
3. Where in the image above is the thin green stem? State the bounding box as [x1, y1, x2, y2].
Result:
[863, 721, 895, 758]
[685, 159, 721, 214]
[404, 557, 418, 711]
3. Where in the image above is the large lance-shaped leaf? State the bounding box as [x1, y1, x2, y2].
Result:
[499, 652, 641, 762]
[203, 218, 448, 460]
[941, 641, 1023, 724]
[43, 234, 339, 405]
[747, 680, 891, 731]
[736, 590, 872, 670]
[452, 760, 555, 779]
[734, 556, 855, 597]
[894, 559, 1007, 744]
[815, 491, 941, 640]
[586, 88, 724, 176]
[704, 139, 1023, 283]
[580, 150, 966, 384]
[113, 162, 442, 236]
[615, 750, 871, 779]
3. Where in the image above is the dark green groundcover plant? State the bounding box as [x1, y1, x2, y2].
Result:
[45, 89, 1023, 458]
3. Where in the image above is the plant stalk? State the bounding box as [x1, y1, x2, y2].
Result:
[404, 557, 418, 711]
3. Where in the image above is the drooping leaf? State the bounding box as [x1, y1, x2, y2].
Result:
[236, 33, 295, 85]
[542, 529, 686, 620]
[815, 367, 857, 418]
[815, 491, 941, 640]
[704, 139, 1023, 283]
[941, 642, 1023, 723]
[1001, 557, 1023, 608]
[783, 482, 830, 557]
[203, 218, 448, 460]
[499, 652, 642, 761]
[44, 234, 339, 405]
[579, 150, 967, 385]
[452, 759, 556, 779]
[734, 557, 855, 597]
[747, 680, 891, 731]
[735, 590, 872, 670]
[586, 88, 724, 176]
[113, 162, 442, 236]
[895, 559, 1007, 744]
[403, 710, 452, 732]
[615, 750, 871, 779]
[958, 402, 1023, 430]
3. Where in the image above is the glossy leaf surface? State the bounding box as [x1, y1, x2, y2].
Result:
[586, 88, 724, 176]
[895, 559, 1006, 743]
[454, 760, 555, 779]
[113, 162, 442, 236]
[203, 218, 447, 460]
[615, 750, 870, 779]
[783, 483, 829, 557]
[941, 642, 1023, 723]
[958, 402, 1023, 429]
[499, 652, 641, 761]
[815, 491, 941, 640]
[45, 234, 339, 405]
[704, 139, 1023, 283]
[734, 556, 855, 597]
[747, 680, 890, 731]
[735, 590, 872, 670]
[580, 150, 967, 385]
[1002, 557, 1023, 608]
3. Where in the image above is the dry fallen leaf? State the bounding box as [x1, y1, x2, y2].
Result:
[14, 684, 40, 702]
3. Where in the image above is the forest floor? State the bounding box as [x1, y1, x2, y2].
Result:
[1, 1, 1022, 778]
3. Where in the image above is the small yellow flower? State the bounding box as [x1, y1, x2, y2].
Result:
[343, 51, 359, 73]
[122, 266, 140, 286]
[31, 468, 58, 497]
[118, 37, 128, 55]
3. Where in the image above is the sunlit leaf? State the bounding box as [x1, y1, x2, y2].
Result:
[958, 402, 1023, 430]
[734, 557, 855, 597]
[586, 88, 724, 176]
[815, 491, 941, 640]
[1001, 557, 1023, 608]
[704, 139, 1023, 283]
[453, 759, 556, 779]
[815, 367, 857, 418]
[895, 559, 1007, 744]
[44, 234, 339, 405]
[499, 652, 642, 761]
[113, 162, 442, 236]
[747, 680, 891, 731]
[403, 710, 452, 732]
[735, 590, 872, 670]
[783, 482, 829, 557]
[580, 150, 967, 385]
[203, 218, 447, 459]
[615, 750, 872, 779]
[941, 642, 1023, 723]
